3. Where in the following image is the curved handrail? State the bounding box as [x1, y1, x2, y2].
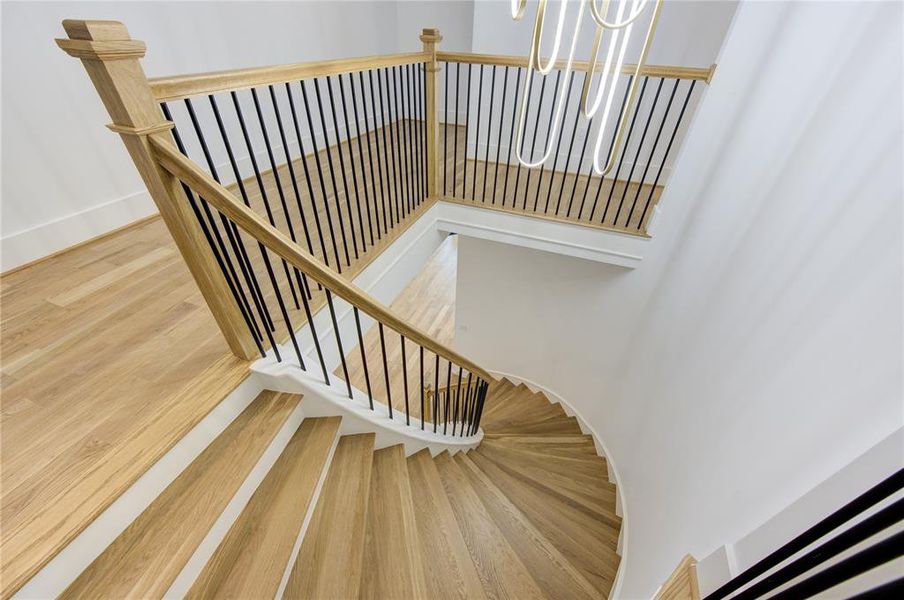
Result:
[150, 135, 495, 383]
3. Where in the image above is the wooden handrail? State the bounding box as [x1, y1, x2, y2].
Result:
[149, 51, 431, 101]
[150, 135, 494, 382]
[437, 51, 716, 83]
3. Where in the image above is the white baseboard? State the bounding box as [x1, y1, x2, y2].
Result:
[486, 368, 630, 600]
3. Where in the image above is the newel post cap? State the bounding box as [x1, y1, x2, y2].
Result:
[56, 19, 146, 60]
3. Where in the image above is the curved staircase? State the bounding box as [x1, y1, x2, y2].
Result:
[61, 379, 621, 599]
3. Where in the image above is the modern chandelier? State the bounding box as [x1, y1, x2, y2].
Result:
[511, 0, 663, 175]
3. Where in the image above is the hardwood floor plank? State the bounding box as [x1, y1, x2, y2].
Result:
[60, 391, 302, 599]
[186, 416, 340, 600]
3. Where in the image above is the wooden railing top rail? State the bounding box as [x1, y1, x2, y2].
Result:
[150, 135, 494, 382]
[149, 51, 431, 102]
[437, 51, 716, 83]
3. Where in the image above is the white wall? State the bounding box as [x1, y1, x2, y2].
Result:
[0, 0, 475, 271]
[455, 1, 903, 597]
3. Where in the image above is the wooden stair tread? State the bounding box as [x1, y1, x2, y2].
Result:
[359, 445, 426, 599]
[480, 440, 611, 476]
[285, 433, 375, 600]
[454, 454, 600, 600]
[433, 452, 546, 600]
[186, 416, 340, 599]
[486, 414, 584, 435]
[60, 391, 301, 600]
[468, 449, 620, 595]
[406, 450, 487, 600]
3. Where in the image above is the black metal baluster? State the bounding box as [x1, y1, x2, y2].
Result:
[419, 63, 428, 201]
[491, 66, 509, 205]
[566, 80, 595, 219]
[453, 365, 464, 435]
[250, 88, 307, 306]
[267, 86, 316, 299]
[544, 71, 576, 214]
[502, 68, 523, 208]
[453, 63, 461, 197]
[208, 95, 279, 337]
[601, 76, 648, 224]
[378, 323, 393, 419]
[638, 80, 696, 229]
[353, 307, 374, 410]
[229, 91, 306, 367]
[444, 359, 452, 434]
[300, 80, 343, 271]
[400, 65, 415, 214]
[162, 103, 264, 356]
[471, 64, 484, 201]
[432, 354, 440, 432]
[400, 334, 410, 425]
[443, 62, 449, 195]
[513, 69, 533, 209]
[462, 372, 473, 436]
[173, 101, 265, 345]
[585, 75, 633, 220]
[627, 78, 679, 230]
[297, 276, 329, 382]
[376, 69, 398, 227]
[313, 78, 353, 266]
[408, 64, 422, 206]
[462, 64, 473, 199]
[534, 70, 562, 212]
[348, 73, 376, 246]
[523, 73, 547, 211]
[419, 346, 425, 430]
[285, 82, 330, 275]
[326, 76, 360, 260]
[615, 77, 663, 226]
[559, 71, 588, 216]
[365, 70, 390, 237]
[482, 65, 496, 203]
[337, 74, 369, 253]
[390, 67, 410, 219]
[326, 290, 352, 398]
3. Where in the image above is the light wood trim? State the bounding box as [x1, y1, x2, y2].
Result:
[437, 51, 714, 82]
[654, 555, 701, 600]
[149, 51, 431, 101]
[55, 19, 258, 362]
[421, 28, 442, 199]
[151, 136, 494, 382]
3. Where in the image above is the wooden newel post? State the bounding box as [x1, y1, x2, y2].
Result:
[420, 28, 442, 200]
[56, 20, 257, 360]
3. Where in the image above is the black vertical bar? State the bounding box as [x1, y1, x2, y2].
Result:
[401, 65, 416, 213]
[602, 76, 649, 224]
[300, 80, 344, 271]
[400, 334, 410, 425]
[443, 359, 452, 434]
[233, 90, 301, 311]
[325, 76, 360, 260]
[471, 64, 484, 201]
[353, 307, 374, 410]
[502, 68, 523, 208]
[462, 64, 473, 199]
[513, 69, 534, 209]
[433, 353, 440, 432]
[365, 70, 390, 237]
[453, 365, 464, 435]
[337, 74, 369, 252]
[313, 78, 352, 266]
[298, 275, 329, 382]
[453, 63, 461, 197]
[558, 71, 588, 216]
[174, 101, 265, 345]
[266, 86, 316, 299]
[379, 323, 393, 419]
[349, 73, 377, 247]
[462, 372, 473, 436]
[638, 80, 696, 229]
[208, 95, 282, 362]
[565, 77, 595, 218]
[163, 103, 264, 355]
[250, 88, 306, 306]
[491, 66, 509, 205]
[544, 71, 576, 214]
[419, 346, 425, 430]
[420, 63, 428, 201]
[285, 82, 330, 274]
[408, 64, 422, 206]
[585, 75, 633, 220]
[326, 290, 352, 398]
[534, 70, 563, 212]
[627, 78, 679, 230]
[524, 73, 548, 211]
[443, 62, 450, 195]
[207, 95, 279, 338]
[482, 65, 496, 203]
[376, 69, 398, 227]
[390, 66, 410, 219]
[615, 77, 663, 226]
